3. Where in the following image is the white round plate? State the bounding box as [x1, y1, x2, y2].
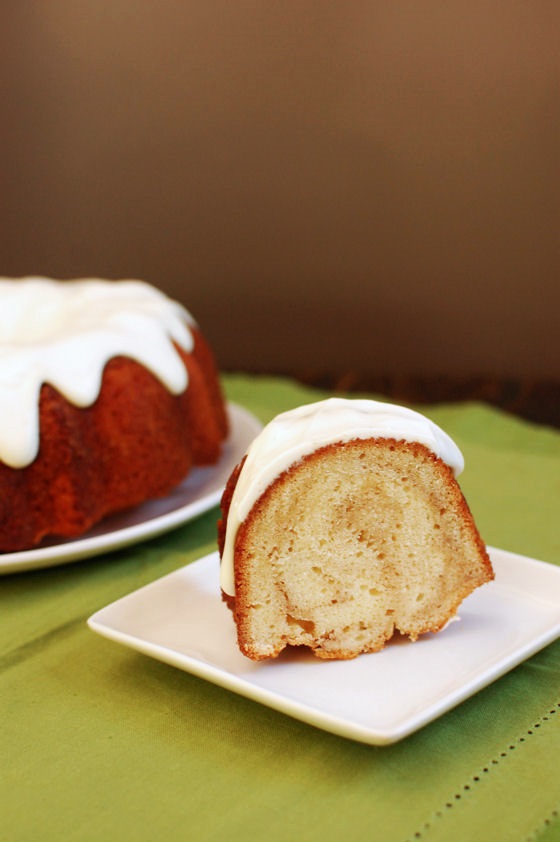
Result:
[0, 403, 261, 574]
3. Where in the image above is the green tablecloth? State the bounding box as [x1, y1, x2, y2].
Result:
[2, 374, 559, 842]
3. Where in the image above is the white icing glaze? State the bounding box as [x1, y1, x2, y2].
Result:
[0, 277, 195, 468]
[220, 398, 465, 595]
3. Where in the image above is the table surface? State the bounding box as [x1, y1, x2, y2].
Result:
[3, 373, 559, 842]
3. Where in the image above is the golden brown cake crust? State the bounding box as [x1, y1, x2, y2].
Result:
[220, 438, 493, 661]
[0, 326, 228, 552]
[218, 455, 245, 613]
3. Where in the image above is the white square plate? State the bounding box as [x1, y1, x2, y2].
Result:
[88, 547, 560, 745]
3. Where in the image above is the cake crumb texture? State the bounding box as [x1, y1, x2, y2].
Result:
[222, 438, 493, 660]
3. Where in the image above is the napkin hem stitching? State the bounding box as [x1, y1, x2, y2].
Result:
[405, 700, 560, 841]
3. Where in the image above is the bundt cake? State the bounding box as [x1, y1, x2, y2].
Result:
[0, 277, 228, 552]
[218, 398, 493, 660]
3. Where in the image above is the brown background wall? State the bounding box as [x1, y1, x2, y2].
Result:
[2, 2, 559, 380]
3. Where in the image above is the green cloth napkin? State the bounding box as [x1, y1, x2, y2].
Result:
[2, 374, 559, 842]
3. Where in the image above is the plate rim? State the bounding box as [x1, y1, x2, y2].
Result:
[88, 545, 560, 746]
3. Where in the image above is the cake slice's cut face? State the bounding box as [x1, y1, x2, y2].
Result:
[232, 439, 493, 660]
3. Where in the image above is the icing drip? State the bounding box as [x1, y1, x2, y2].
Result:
[220, 398, 465, 595]
[0, 278, 195, 468]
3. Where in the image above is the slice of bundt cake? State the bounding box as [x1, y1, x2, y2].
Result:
[0, 277, 228, 552]
[218, 398, 493, 660]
